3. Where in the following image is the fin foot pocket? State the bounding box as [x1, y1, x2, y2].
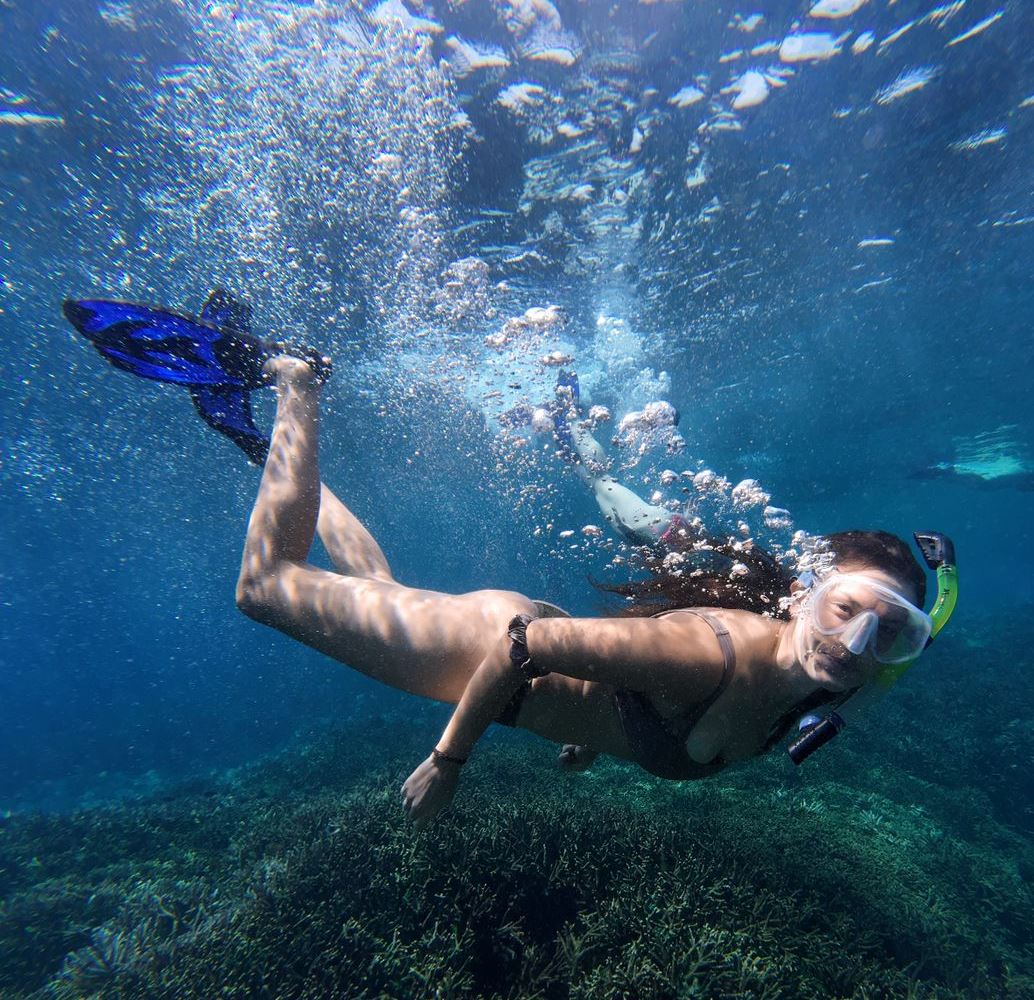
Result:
[269, 343, 333, 388]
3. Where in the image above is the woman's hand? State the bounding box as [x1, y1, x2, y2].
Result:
[401, 755, 462, 829]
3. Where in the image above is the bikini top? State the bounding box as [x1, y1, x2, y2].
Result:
[612, 609, 736, 780]
[614, 608, 839, 780]
[657, 608, 737, 737]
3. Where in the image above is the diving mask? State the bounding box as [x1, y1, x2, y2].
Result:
[802, 572, 932, 665]
[787, 531, 958, 766]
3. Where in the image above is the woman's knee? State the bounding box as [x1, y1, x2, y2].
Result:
[235, 569, 278, 624]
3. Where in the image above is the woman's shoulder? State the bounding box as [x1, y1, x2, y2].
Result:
[652, 605, 771, 628]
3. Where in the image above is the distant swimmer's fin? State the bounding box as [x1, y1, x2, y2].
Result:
[62, 297, 270, 390]
[555, 368, 580, 404]
[189, 387, 269, 466]
[550, 369, 581, 462]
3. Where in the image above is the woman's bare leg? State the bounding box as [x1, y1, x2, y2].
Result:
[235, 357, 534, 703]
[238, 361, 323, 576]
[317, 484, 394, 582]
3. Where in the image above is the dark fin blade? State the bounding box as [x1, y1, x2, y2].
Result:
[64, 299, 221, 345]
[199, 289, 253, 337]
[63, 298, 248, 387]
[189, 387, 269, 465]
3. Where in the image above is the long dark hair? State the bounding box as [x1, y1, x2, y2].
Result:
[597, 527, 925, 618]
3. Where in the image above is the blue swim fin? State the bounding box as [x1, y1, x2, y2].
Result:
[63, 291, 331, 466]
[198, 287, 253, 337]
[189, 387, 269, 465]
[62, 294, 271, 389]
[63, 292, 275, 463]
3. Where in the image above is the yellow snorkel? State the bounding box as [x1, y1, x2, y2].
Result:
[787, 531, 958, 765]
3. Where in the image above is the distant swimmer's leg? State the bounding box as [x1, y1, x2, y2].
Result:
[567, 419, 610, 488]
[590, 476, 674, 545]
[567, 417, 674, 545]
[316, 484, 394, 582]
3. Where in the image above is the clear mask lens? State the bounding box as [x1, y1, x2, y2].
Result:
[807, 574, 931, 664]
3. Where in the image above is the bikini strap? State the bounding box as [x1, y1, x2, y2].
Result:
[669, 609, 736, 734]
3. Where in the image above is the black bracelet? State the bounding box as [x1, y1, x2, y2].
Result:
[508, 613, 549, 680]
[431, 747, 467, 767]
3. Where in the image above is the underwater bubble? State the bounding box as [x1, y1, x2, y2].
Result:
[779, 32, 845, 63]
[668, 85, 706, 108]
[808, 0, 868, 18]
[724, 70, 770, 110]
[731, 478, 771, 510]
[852, 31, 875, 53]
[763, 506, 794, 530]
[946, 10, 1004, 47]
[950, 126, 1006, 151]
[446, 36, 510, 76]
[878, 19, 917, 52]
[730, 13, 765, 32]
[498, 82, 548, 111]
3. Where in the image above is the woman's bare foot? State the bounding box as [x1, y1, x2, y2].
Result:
[263, 354, 319, 386]
[262, 344, 332, 387]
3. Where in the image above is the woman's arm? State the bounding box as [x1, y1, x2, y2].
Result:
[401, 612, 727, 827]
[526, 614, 726, 699]
[401, 628, 526, 828]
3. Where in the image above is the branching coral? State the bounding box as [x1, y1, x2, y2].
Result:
[0, 707, 1030, 999]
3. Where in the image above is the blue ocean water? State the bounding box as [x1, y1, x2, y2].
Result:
[0, 0, 1031, 878]
[3, 2, 1034, 995]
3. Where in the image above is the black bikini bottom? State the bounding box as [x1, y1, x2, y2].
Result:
[494, 681, 721, 781]
[612, 688, 723, 780]
[495, 680, 532, 727]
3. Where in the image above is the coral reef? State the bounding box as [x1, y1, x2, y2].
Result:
[1, 635, 1032, 999]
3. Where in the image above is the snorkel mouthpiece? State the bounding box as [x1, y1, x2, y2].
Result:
[915, 532, 955, 570]
[787, 531, 958, 766]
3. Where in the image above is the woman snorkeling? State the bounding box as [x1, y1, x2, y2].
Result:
[63, 293, 956, 829]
